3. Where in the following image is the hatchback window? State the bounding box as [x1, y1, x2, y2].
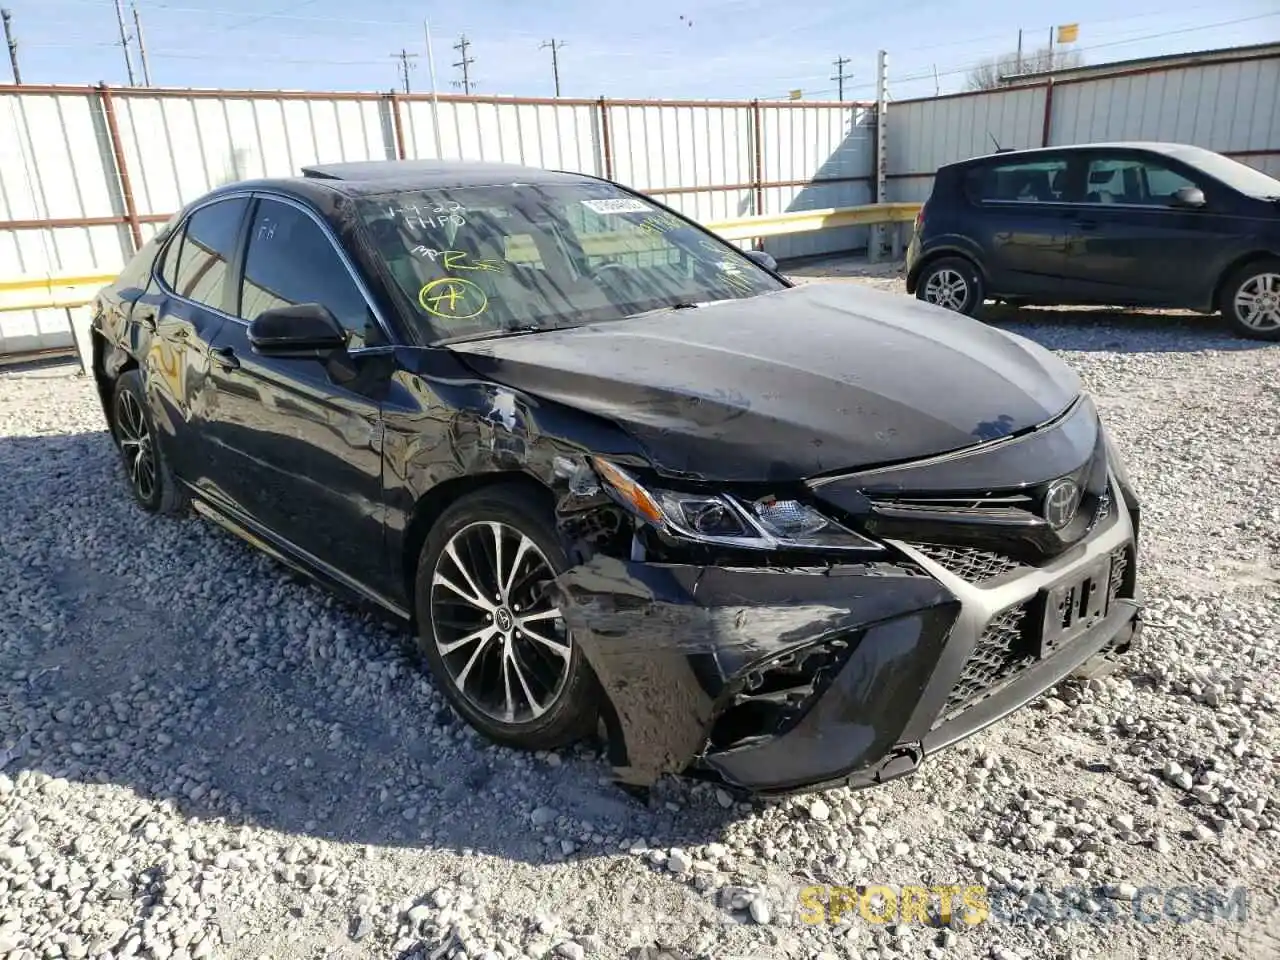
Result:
[355, 183, 786, 342]
[171, 198, 248, 312]
[967, 159, 1070, 203]
[1085, 157, 1198, 205]
[238, 199, 382, 349]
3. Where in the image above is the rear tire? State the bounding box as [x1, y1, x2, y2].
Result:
[413, 486, 601, 751]
[916, 257, 985, 317]
[111, 370, 188, 515]
[1219, 258, 1280, 340]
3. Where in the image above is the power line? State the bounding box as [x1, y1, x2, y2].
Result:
[452, 33, 473, 94]
[767, 10, 1280, 100]
[391, 47, 417, 93]
[540, 38, 564, 97]
[831, 55, 850, 101]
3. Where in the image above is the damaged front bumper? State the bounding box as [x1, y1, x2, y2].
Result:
[552, 477, 1141, 796]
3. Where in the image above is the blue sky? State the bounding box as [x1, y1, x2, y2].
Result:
[6, 0, 1279, 100]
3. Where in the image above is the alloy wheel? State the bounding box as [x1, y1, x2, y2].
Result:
[1234, 273, 1280, 332]
[116, 390, 157, 502]
[429, 521, 572, 724]
[923, 268, 969, 311]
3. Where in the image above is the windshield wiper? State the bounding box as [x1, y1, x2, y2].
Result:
[434, 322, 557, 346]
[623, 299, 736, 321]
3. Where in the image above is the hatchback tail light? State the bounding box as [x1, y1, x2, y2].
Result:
[914, 205, 926, 233]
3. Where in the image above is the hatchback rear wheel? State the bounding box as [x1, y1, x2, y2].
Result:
[1220, 259, 1280, 340]
[916, 257, 984, 317]
[413, 487, 601, 750]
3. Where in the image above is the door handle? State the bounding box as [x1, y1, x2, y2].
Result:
[211, 346, 240, 371]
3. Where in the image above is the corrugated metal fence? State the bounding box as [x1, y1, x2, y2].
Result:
[3, 46, 1280, 358]
[0, 87, 875, 357]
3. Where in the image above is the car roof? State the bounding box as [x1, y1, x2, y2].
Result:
[942, 141, 1209, 170]
[200, 159, 597, 204]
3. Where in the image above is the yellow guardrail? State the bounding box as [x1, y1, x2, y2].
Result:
[0, 201, 922, 314]
[0, 274, 115, 313]
[708, 202, 921, 241]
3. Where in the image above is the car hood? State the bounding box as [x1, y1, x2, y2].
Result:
[448, 282, 1080, 483]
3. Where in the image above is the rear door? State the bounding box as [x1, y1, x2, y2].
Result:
[140, 196, 251, 492]
[1058, 150, 1230, 305]
[203, 194, 397, 595]
[961, 154, 1082, 298]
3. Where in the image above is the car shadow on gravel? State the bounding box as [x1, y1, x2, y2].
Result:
[0, 430, 755, 868]
[981, 303, 1279, 353]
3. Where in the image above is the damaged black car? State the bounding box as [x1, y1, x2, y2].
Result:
[91, 159, 1143, 796]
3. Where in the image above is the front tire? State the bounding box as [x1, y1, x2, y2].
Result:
[111, 370, 188, 515]
[916, 256, 985, 317]
[413, 486, 601, 751]
[1219, 259, 1280, 340]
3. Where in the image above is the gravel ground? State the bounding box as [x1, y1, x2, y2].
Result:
[2, 263, 1278, 960]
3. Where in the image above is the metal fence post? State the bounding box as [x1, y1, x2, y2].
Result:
[870, 50, 889, 263]
[97, 83, 143, 253]
[598, 96, 614, 180]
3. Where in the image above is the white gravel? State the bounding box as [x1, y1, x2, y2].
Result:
[1, 265, 1278, 960]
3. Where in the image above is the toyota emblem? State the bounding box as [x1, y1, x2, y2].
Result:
[1043, 478, 1082, 530]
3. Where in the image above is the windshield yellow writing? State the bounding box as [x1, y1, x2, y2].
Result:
[418, 277, 489, 320]
[410, 247, 505, 272]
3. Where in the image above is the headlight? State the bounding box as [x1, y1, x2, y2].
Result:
[591, 457, 882, 553]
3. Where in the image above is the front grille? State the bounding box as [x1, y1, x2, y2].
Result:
[932, 603, 1035, 728]
[913, 543, 1022, 583]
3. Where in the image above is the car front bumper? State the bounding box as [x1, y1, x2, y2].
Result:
[553, 474, 1140, 795]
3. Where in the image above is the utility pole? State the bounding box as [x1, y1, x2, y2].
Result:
[540, 39, 564, 97]
[391, 47, 418, 93]
[112, 0, 135, 86]
[452, 34, 474, 94]
[1, 8, 20, 85]
[1016, 29, 1023, 74]
[132, 3, 151, 86]
[831, 55, 850, 101]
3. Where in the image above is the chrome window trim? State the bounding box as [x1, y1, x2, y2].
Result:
[150, 189, 401, 355]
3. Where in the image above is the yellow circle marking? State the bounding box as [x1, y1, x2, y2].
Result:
[418, 276, 488, 320]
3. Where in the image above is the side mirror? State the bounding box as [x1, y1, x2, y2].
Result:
[247, 303, 348, 356]
[1171, 186, 1206, 209]
[745, 249, 778, 272]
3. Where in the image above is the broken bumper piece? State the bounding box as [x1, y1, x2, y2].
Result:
[552, 496, 1140, 795]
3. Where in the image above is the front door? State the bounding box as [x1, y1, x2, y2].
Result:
[1059, 151, 1224, 305]
[203, 195, 397, 597]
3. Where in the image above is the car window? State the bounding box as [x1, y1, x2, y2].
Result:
[238, 198, 382, 349]
[171, 198, 248, 312]
[1085, 157, 1198, 205]
[158, 225, 184, 291]
[967, 159, 1070, 203]
[355, 183, 785, 342]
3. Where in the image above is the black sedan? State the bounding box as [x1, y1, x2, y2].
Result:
[91, 160, 1142, 795]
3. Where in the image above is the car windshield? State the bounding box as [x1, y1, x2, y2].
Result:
[354, 181, 785, 342]
[1173, 145, 1280, 198]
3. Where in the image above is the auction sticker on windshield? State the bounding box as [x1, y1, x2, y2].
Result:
[581, 198, 652, 214]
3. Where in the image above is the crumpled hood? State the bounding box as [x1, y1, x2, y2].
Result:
[448, 282, 1080, 482]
